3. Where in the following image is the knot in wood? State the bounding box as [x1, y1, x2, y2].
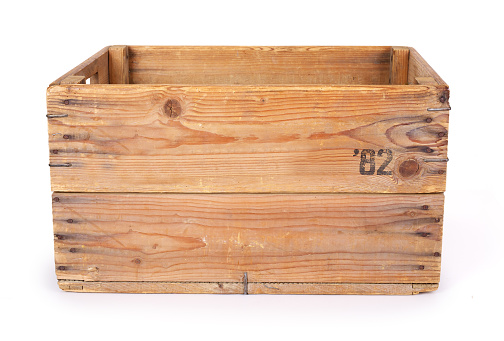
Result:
[398, 159, 419, 178]
[164, 99, 182, 119]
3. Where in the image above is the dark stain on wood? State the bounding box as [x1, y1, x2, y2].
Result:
[164, 99, 182, 118]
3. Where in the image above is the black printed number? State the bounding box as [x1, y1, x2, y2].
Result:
[376, 149, 393, 175]
[359, 149, 375, 175]
[354, 149, 393, 175]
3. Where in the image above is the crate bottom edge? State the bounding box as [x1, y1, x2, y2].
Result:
[58, 280, 439, 295]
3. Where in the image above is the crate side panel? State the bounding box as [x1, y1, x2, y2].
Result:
[53, 193, 443, 283]
[128, 46, 391, 85]
[47, 85, 449, 193]
[50, 47, 110, 86]
[408, 48, 447, 86]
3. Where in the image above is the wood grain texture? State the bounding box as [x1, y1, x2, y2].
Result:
[50, 47, 110, 86]
[58, 281, 438, 295]
[58, 280, 242, 294]
[109, 45, 129, 84]
[408, 48, 446, 85]
[46, 84, 449, 193]
[415, 77, 438, 85]
[128, 46, 392, 85]
[61, 75, 86, 85]
[53, 193, 443, 284]
[249, 282, 438, 295]
[389, 47, 410, 85]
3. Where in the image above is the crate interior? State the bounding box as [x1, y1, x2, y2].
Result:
[128, 46, 391, 85]
[51, 46, 445, 87]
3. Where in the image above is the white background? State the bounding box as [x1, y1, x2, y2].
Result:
[1, 1, 502, 340]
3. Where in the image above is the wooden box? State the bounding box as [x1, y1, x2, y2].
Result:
[47, 46, 449, 295]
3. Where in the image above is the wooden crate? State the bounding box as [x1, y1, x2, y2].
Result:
[47, 46, 449, 295]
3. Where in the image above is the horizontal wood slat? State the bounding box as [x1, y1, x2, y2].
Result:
[128, 46, 392, 85]
[46, 84, 449, 193]
[53, 193, 443, 284]
[58, 281, 438, 295]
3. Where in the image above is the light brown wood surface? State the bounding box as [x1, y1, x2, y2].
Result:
[58, 281, 438, 295]
[408, 48, 446, 85]
[48, 46, 449, 295]
[109, 45, 129, 84]
[50, 46, 109, 86]
[46, 84, 449, 193]
[53, 193, 443, 283]
[128, 46, 392, 85]
[415, 77, 438, 85]
[389, 47, 410, 85]
[60, 75, 86, 85]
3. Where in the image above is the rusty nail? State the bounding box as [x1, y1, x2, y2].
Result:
[67, 219, 73, 223]
[54, 234, 64, 240]
[439, 95, 446, 103]
[434, 252, 441, 257]
[63, 134, 70, 139]
[425, 147, 433, 153]
[133, 258, 141, 264]
[63, 100, 70, 105]
[69, 248, 77, 253]
[421, 232, 429, 237]
[438, 170, 445, 175]
[426, 118, 433, 123]
[53, 197, 60, 202]
[435, 217, 441, 223]
[438, 132, 446, 137]
[57, 266, 67, 271]
[52, 150, 59, 154]
[422, 205, 429, 210]
[419, 265, 425, 270]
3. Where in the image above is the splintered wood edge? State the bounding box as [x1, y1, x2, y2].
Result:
[58, 281, 439, 295]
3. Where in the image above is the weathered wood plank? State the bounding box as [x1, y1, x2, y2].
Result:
[94, 51, 109, 84]
[46, 84, 449, 193]
[249, 282, 438, 295]
[109, 45, 129, 84]
[58, 281, 438, 295]
[58, 280, 242, 294]
[53, 193, 443, 284]
[128, 46, 392, 85]
[60, 75, 86, 85]
[389, 47, 410, 85]
[50, 47, 110, 86]
[415, 77, 438, 85]
[408, 48, 446, 85]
